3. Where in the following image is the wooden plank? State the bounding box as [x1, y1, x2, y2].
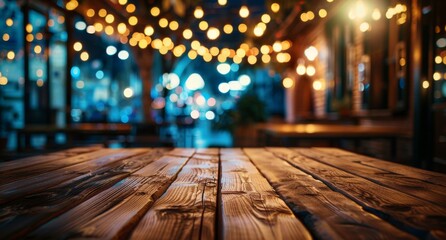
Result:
[0, 146, 102, 174]
[0, 148, 167, 239]
[26, 149, 194, 239]
[130, 148, 217, 240]
[0, 147, 114, 185]
[267, 147, 446, 239]
[314, 147, 446, 187]
[294, 148, 446, 205]
[0, 148, 147, 204]
[244, 148, 415, 240]
[219, 148, 311, 240]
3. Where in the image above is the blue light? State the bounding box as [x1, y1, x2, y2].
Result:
[231, 63, 239, 72]
[96, 70, 104, 79]
[121, 115, 129, 123]
[70, 66, 80, 79]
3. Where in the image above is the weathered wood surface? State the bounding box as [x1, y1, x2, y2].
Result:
[131, 148, 218, 240]
[294, 148, 446, 205]
[219, 148, 311, 240]
[244, 148, 414, 240]
[267, 147, 446, 239]
[1, 147, 445, 240]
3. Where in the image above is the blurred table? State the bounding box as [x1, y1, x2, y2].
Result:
[15, 123, 132, 150]
[1, 147, 445, 239]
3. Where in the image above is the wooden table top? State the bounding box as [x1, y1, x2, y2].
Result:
[260, 124, 412, 138]
[1, 147, 445, 239]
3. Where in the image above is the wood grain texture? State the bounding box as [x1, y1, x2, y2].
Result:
[0, 148, 167, 239]
[0, 148, 147, 204]
[28, 149, 193, 239]
[130, 148, 217, 240]
[219, 148, 311, 240]
[0, 146, 102, 175]
[244, 148, 415, 240]
[294, 148, 446, 205]
[314, 147, 446, 187]
[267, 147, 446, 239]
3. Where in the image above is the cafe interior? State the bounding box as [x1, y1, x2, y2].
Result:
[0, 0, 445, 173]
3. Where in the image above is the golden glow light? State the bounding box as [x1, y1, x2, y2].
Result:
[435, 56, 442, 64]
[306, 65, 316, 76]
[272, 41, 282, 52]
[118, 23, 127, 34]
[105, 14, 115, 23]
[98, 9, 107, 18]
[128, 16, 138, 26]
[183, 29, 193, 39]
[73, 42, 82, 51]
[144, 25, 154, 36]
[126, 4, 136, 13]
[433, 72, 441, 81]
[307, 11, 315, 20]
[0, 75, 8, 85]
[261, 45, 270, 54]
[262, 54, 271, 63]
[207, 27, 220, 40]
[26, 24, 33, 33]
[105, 25, 114, 35]
[218, 0, 227, 6]
[422, 81, 429, 89]
[319, 9, 327, 18]
[34, 45, 42, 54]
[159, 18, 168, 28]
[283, 77, 294, 88]
[238, 23, 247, 33]
[313, 80, 323, 90]
[2, 33, 10, 41]
[36, 79, 44, 87]
[118, 0, 127, 5]
[169, 21, 179, 30]
[65, 0, 78, 11]
[359, 22, 370, 32]
[86, 9, 95, 17]
[80, 51, 89, 61]
[6, 18, 13, 26]
[296, 63, 306, 75]
[372, 8, 381, 20]
[151, 7, 160, 16]
[239, 6, 250, 18]
[223, 24, 233, 34]
[271, 3, 280, 13]
[188, 50, 198, 60]
[26, 34, 34, 42]
[94, 22, 103, 32]
[247, 55, 257, 65]
[261, 14, 271, 23]
[300, 13, 308, 22]
[304, 46, 318, 61]
[199, 21, 209, 30]
[6, 51, 15, 60]
[194, 7, 204, 19]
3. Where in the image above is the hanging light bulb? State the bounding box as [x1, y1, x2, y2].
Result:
[239, 5, 250, 18]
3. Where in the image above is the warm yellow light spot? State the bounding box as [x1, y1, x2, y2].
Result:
[35, 33, 43, 40]
[300, 13, 308, 22]
[126, 4, 136, 13]
[26, 23, 33, 33]
[203, 53, 212, 62]
[86, 9, 95, 17]
[435, 56, 442, 64]
[105, 25, 114, 35]
[306, 65, 316, 76]
[261, 14, 271, 23]
[191, 40, 201, 50]
[397, 13, 407, 25]
[443, 56, 446, 65]
[207, 27, 220, 40]
[183, 29, 193, 39]
[73, 42, 82, 51]
[199, 21, 209, 30]
[163, 37, 173, 47]
[26, 34, 34, 42]
[236, 48, 246, 58]
[118, 0, 127, 5]
[142, 26, 153, 36]
[223, 24, 233, 34]
[123, 88, 134, 98]
[218, 0, 227, 6]
[48, 19, 55, 27]
[271, 3, 280, 13]
[120, 36, 128, 44]
[188, 50, 198, 60]
[210, 47, 219, 56]
[359, 22, 370, 32]
[422, 81, 429, 89]
[238, 23, 247, 33]
[0, 76, 8, 85]
[313, 80, 323, 90]
[151, 7, 160, 17]
[159, 18, 168, 28]
[118, 23, 127, 34]
[65, 0, 78, 11]
[240, 43, 249, 51]
[94, 22, 103, 32]
[34, 45, 42, 54]
[262, 54, 271, 63]
[129, 38, 137, 47]
[296, 63, 306, 75]
[105, 14, 115, 23]
[307, 11, 315, 20]
[169, 21, 179, 30]
[433, 72, 441, 81]
[197, 46, 207, 56]
[36, 79, 44, 87]
[6, 18, 13, 27]
[277, 53, 291, 63]
[173, 45, 185, 57]
[283, 77, 294, 88]
[319, 9, 327, 18]
[282, 40, 292, 50]
[218, 54, 227, 63]
[151, 39, 162, 49]
[239, 5, 250, 18]
[399, 58, 406, 66]
[372, 8, 381, 20]
[194, 6, 204, 19]
[80, 51, 89, 61]
[128, 16, 138, 26]
[253, 25, 264, 37]
[139, 39, 149, 49]
[272, 41, 282, 52]
[2, 33, 10, 41]
[260, 45, 270, 54]
[6, 51, 15, 60]
[233, 55, 242, 64]
[247, 55, 257, 65]
[98, 9, 107, 18]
